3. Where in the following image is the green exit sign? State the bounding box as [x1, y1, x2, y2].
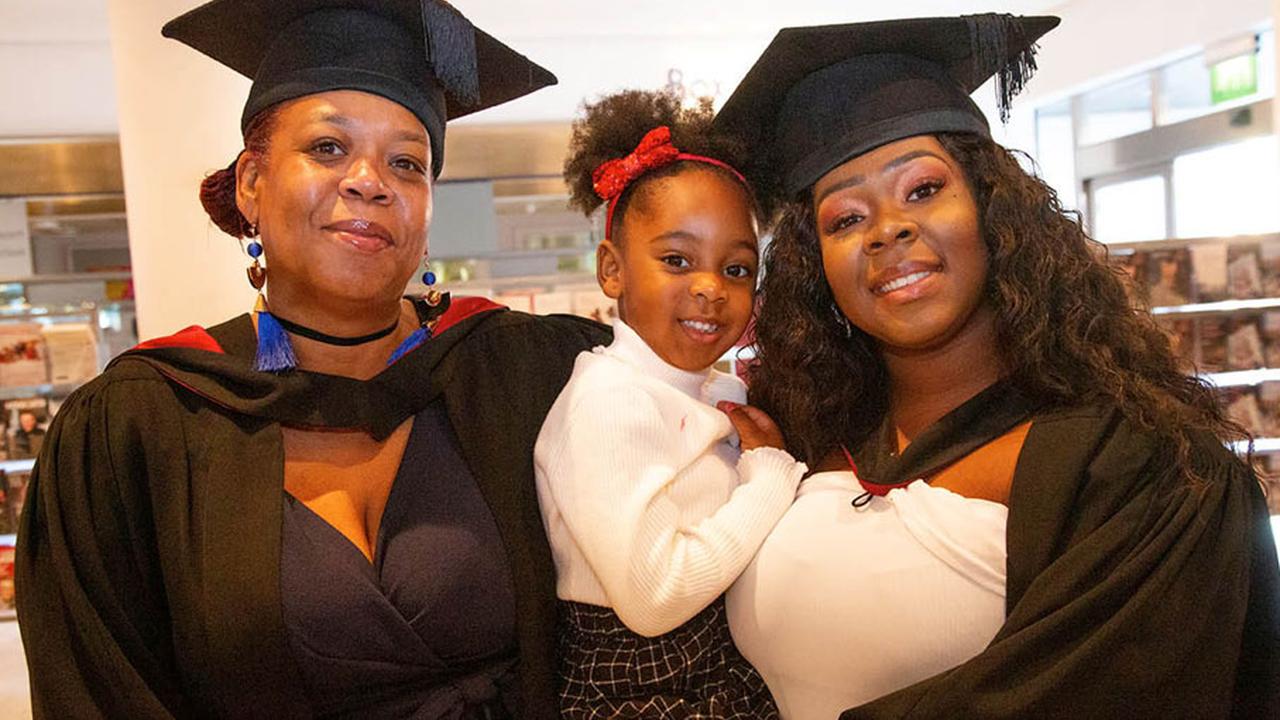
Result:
[1210, 53, 1258, 105]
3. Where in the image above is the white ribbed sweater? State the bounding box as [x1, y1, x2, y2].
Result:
[534, 319, 807, 638]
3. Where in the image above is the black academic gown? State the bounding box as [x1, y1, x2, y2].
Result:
[16, 301, 610, 720]
[840, 383, 1280, 719]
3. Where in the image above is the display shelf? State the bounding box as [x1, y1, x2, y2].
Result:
[1104, 232, 1280, 252]
[0, 304, 98, 320]
[1151, 297, 1280, 318]
[0, 382, 81, 402]
[436, 247, 593, 262]
[0, 271, 131, 286]
[1202, 368, 1280, 388]
[0, 459, 34, 475]
[418, 274, 600, 299]
[1231, 437, 1280, 454]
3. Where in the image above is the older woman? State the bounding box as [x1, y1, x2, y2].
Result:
[16, 1, 605, 718]
[716, 13, 1280, 720]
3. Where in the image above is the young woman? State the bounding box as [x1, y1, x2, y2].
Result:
[715, 13, 1280, 720]
[16, 2, 605, 717]
[535, 90, 804, 718]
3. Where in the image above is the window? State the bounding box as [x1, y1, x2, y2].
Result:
[1034, 99, 1078, 209]
[1091, 174, 1168, 243]
[1158, 53, 1213, 125]
[1173, 135, 1280, 238]
[1079, 74, 1153, 145]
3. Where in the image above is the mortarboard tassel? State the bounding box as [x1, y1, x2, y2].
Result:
[253, 294, 298, 373]
[421, 0, 480, 106]
[965, 13, 1041, 124]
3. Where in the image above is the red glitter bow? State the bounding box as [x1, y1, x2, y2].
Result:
[590, 126, 748, 242]
[592, 126, 681, 201]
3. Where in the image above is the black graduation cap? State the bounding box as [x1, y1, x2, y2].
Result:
[715, 14, 1060, 197]
[162, 0, 557, 176]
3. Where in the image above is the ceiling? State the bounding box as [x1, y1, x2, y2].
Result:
[2, 0, 1071, 132]
[3, 0, 1069, 41]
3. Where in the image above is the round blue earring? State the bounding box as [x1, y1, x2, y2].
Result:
[246, 240, 266, 290]
[244, 235, 297, 373]
[422, 257, 442, 307]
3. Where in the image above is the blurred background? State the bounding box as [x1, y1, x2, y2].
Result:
[3, 0, 1280, 715]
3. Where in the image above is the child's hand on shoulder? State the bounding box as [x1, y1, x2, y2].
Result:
[717, 401, 785, 452]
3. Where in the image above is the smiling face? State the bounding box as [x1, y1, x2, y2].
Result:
[236, 90, 432, 319]
[813, 135, 990, 354]
[598, 166, 759, 371]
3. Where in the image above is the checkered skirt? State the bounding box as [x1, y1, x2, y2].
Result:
[557, 598, 779, 719]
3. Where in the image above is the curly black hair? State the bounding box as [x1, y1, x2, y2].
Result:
[562, 89, 777, 240]
[749, 132, 1246, 476]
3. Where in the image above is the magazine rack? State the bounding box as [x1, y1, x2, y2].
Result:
[1110, 232, 1280, 510]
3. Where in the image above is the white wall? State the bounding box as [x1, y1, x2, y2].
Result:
[106, 0, 254, 339]
[0, 0, 117, 137]
[450, 0, 1064, 125]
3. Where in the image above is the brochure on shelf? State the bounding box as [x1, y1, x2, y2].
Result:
[1227, 320, 1266, 370]
[1115, 250, 1149, 306]
[1262, 456, 1280, 514]
[0, 198, 33, 278]
[4, 397, 49, 460]
[0, 537, 13, 619]
[1259, 381, 1280, 436]
[0, 323, 48, 388]
[1225, 389, 1268, 437]
[1190, 242, 1229, 303]
[1155, 316, 1197, 370]
[0, 468, 26, 535]
[1198, 316, 1230, 373]
[1147, 248, 1193, 306]
[1262, 238, 1280, 297]
[41, 322, 99, 384]
[0, 468, 19, 617]
[1228, 245, 1264, 299]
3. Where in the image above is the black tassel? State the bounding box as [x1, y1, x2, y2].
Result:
[421, 0, 480, 106]
[965, 13, 1041, 123]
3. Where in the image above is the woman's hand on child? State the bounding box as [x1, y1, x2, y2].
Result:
[717, 402, 785, 451]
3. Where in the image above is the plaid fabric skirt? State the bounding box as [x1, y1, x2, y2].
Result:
[557, 598, 779, 719]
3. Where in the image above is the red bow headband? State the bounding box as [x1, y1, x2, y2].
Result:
[591, 125, 748, 242]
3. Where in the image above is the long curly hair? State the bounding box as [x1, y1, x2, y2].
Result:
[750, 131, 1246, 473]
[562, 89, 777, 236]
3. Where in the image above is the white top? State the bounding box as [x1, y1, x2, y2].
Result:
[726, 471, 1008, 720]
[535, 319, 807, 637]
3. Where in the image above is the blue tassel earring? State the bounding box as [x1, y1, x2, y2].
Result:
[246, 238, 297, 372]
[386, 259, 441, 365]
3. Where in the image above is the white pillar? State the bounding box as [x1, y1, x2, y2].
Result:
[1274, 0, 1280, 177]
[106, 0, 254, 340]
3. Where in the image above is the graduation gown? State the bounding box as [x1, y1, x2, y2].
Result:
[840, 382, 1280, 719]
[15, 299, 610, 719]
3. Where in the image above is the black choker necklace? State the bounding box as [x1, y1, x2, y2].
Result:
[271, 314, 400, 347]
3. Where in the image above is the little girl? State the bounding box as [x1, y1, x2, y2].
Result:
[534, 90, 807, 718]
